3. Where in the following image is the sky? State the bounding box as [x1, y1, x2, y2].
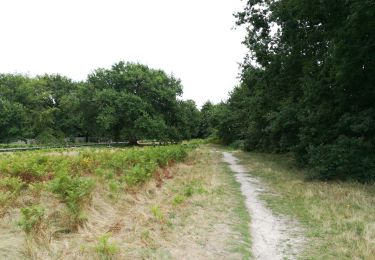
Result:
[0, 0, 247, 107]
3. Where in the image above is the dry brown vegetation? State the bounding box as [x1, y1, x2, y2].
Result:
[0, 147, 250, 259]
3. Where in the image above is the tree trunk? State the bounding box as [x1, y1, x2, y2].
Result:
[128, 138, 138, 146]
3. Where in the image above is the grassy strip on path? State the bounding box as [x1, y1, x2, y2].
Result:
[228, 147, 375, 259]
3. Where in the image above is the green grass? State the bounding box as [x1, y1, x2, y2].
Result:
[94, 233, 119, 259]
[220, 162, 252, 259]
[233, 150, 375, 259]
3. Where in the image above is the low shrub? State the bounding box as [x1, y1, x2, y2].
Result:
[0, 176, 24, 206]
[0, 144, 196, 223]
[49, 173, 95, 223]
[228, 140, 245, 150]
[307, 136, 375, 182]
[17, 205, 45, 233]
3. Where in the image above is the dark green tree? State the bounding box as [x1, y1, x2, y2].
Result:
[220, 0, 375, 181]
[86, 62, 184, 144]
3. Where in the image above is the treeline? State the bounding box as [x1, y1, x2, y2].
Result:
[210, 0, 375, 182]
[0, 62, 200, 144]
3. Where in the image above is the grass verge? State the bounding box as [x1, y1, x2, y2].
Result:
[231, 149, 375, 259]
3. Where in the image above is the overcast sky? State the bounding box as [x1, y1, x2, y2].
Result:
[0, 0, 247, 107]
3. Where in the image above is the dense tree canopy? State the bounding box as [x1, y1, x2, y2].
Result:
[215, 0, 375, 181]
[0, 62, 200, 144]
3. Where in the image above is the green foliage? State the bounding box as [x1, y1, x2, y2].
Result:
[171, 179, 206, 207]
[172, 195, 185, 206]
[0, 62, 200, 144]
[228, 140, 245, 150]
[198, 101, 227, 139]
[0, 153, 68, 183]
[107, 180, 121, 199]
[49, 173, 95, 221]
[150, 205, 164, 222]
[0, 144, 194, 220]
[175, 100, 201, 140]
[217, 0, 375, 182]
[183, 180, 206, 197]
[17, 205, 45, 233]
[0, 176, 24, 193]
[0, 176, 24, 206]
[0, 73, 79, 142]
[94, 233, 119, 259]
[86, 61, 189, 143]
[307, 136, 375, 182]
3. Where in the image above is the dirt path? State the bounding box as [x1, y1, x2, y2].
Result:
[222, 152, 305, 260]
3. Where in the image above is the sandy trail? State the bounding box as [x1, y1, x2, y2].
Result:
[222, 152, 304, 260]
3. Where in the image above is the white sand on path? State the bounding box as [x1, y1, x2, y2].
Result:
[222, 151, 305, 260]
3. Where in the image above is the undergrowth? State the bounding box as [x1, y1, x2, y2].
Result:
[17, 205, 45, 234]
[0, 144, 195, 228]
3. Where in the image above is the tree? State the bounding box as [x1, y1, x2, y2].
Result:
[175, 100, 201, 140]
[221, 0, 375, 181]
[0, 99, 29, 142]
[0, 62, 200, 145]
[86, 62, 185, 144]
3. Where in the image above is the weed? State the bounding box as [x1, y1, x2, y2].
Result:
[150, 205, 164, 222]
[28, 182, 45, 197]
[17, 205, 45, 233]
[108, 180, 121, 199]
[49, 173, 95, 224]
[183, 179, 206, 197]
[94, 167, 106, 178]
[183, 186, 194, 197]
[140, 229, 156, 247]
[0, 192, 12, 208]
[0, 176, 24, 192]
[94, 233, 119, 259]
[0, 176, 24, 207]
[172, 195, 185, 206]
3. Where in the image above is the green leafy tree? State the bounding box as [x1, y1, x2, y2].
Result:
[86, 62, 185, 144]
[220, 0, 375, 181]
[0, 62, 200, 145]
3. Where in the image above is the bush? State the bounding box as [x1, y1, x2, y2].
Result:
[307, 136, 375, 182]
[49, 174, 95, 222]
[228, 140, 245, 150]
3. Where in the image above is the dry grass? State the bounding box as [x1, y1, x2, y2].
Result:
[231, 149, 375, 259]
[0, 146, 251, 259]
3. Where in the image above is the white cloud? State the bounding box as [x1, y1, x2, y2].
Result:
[0, 0, 247, 107]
